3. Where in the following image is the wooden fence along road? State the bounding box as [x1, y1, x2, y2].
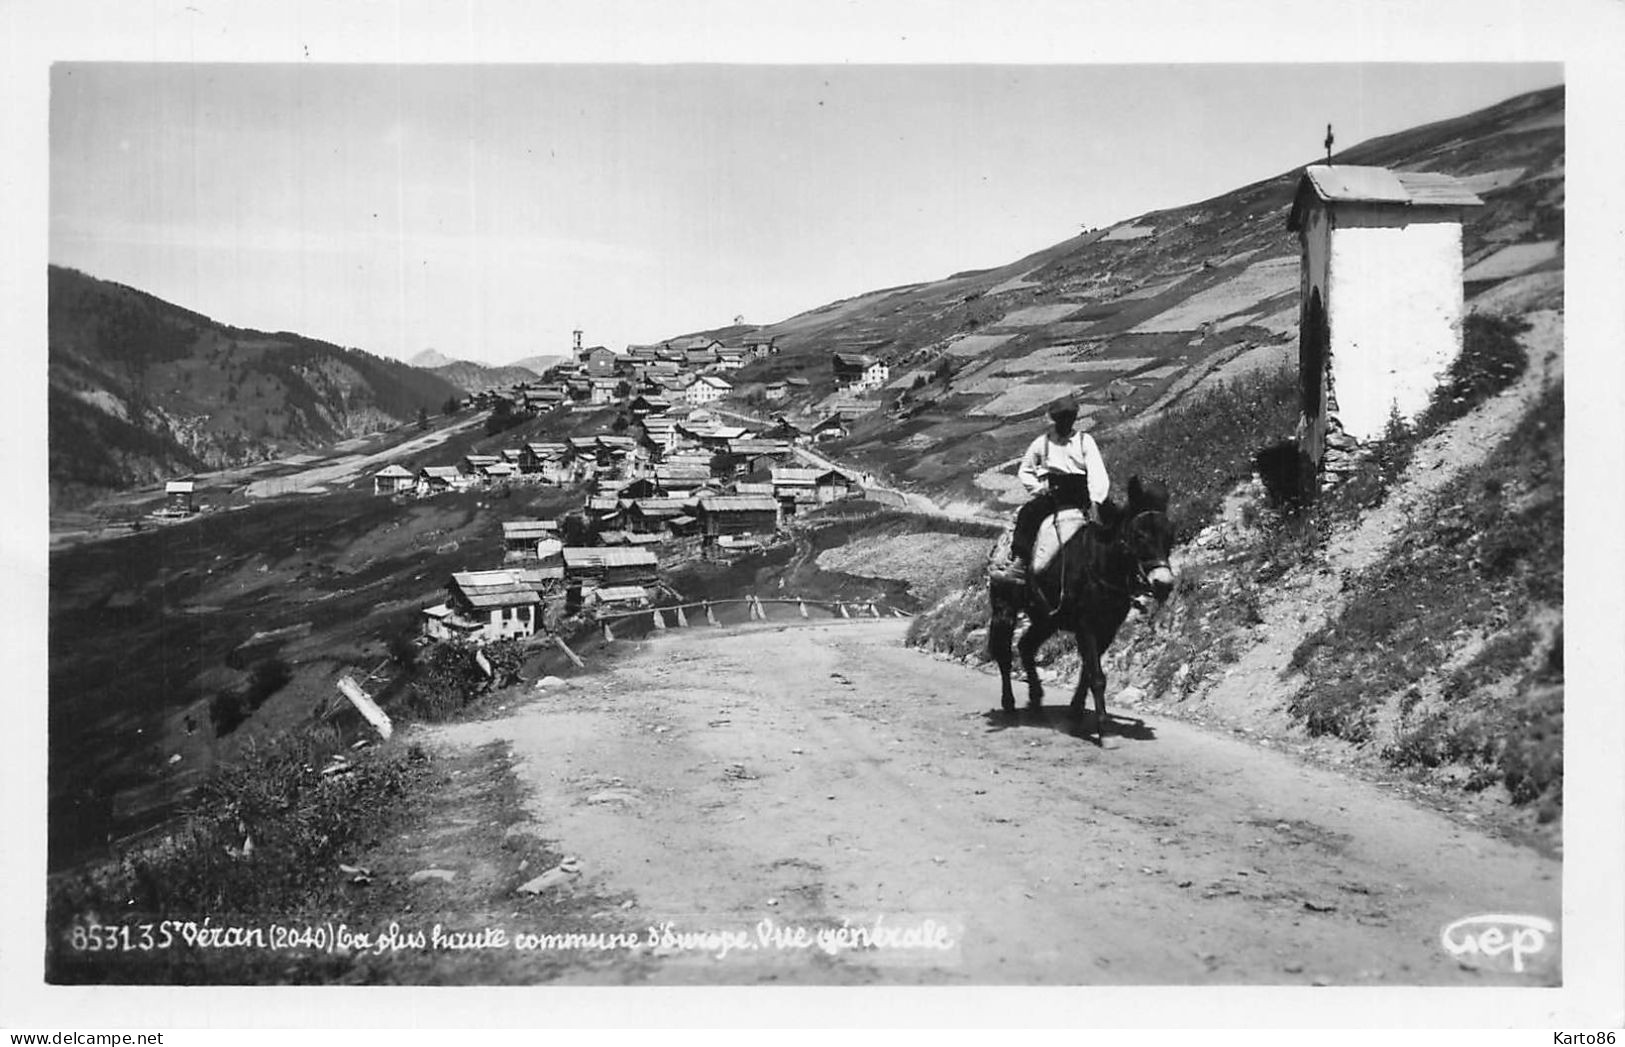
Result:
[593, 595, 912, 642]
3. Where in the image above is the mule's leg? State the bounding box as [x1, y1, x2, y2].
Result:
[987, 596, 1018, 713]
[1017, 614, 1055, 709]
[1071, 626, 1106, 743]
[1092, 660, 1109, 744]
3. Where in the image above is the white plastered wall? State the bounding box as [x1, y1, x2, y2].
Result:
[1326, 205, 1466, 441]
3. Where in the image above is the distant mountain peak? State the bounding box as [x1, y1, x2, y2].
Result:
[509, 354, 567, 375]
[410, 348, 459, 368]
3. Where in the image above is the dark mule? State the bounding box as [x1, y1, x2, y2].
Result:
[987, 476, 1175, 744]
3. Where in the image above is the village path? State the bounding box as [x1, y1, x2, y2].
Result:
[422, 617, 1559, 986]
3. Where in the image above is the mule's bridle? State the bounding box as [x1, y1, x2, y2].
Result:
[1093, 508, 1171, 599]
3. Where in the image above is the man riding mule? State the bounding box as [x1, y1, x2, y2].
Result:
[987, 459, 1176, 744]
[997, 396, 1111, 586]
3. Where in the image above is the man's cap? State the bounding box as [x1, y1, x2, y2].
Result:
[1047, 396, 1080, 419]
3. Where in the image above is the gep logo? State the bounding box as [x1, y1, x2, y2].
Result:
[1440, 913, 1556, 974]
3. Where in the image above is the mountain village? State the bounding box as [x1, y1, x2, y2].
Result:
[369, 331, 885, 647]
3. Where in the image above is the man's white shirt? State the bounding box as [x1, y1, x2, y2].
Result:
[1017, 429, 1110, 503]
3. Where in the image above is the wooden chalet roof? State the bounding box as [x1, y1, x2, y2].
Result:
[419, 466, 462, 480]
[562, 547, 659, 569]
[374, 465, 413, 479]
[698, 495, 779, 513]
[771, 467, 823, 486]
[502, 520, 558, 540]
[683, 424, 747, 440]
[464, 454, 500, 465]
[630, 497, 693, 512]
[657, 460, 714, 476]
[730, 482, 776, 497]
[729, 440, 791, 455]
[450, 570, 541, 608]
[525, 441, 569, 457]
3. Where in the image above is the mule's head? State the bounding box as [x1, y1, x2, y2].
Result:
[1123, 475, 1175, 604]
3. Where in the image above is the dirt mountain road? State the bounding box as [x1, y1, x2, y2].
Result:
[428, 618, 1559, 986]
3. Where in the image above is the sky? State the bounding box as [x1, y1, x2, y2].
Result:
[48, 61, 1562, 367]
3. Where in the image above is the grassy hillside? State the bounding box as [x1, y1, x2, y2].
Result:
[46, 482, 586, 871]
[48, 265, 464, 499]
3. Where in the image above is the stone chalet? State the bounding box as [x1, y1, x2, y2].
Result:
[832, 352, 890, 392]
[422, 569, 541, 643]
[685, 375, 732, 405]
[416, 465, 465, 496]
[372, 465, 414, 496]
